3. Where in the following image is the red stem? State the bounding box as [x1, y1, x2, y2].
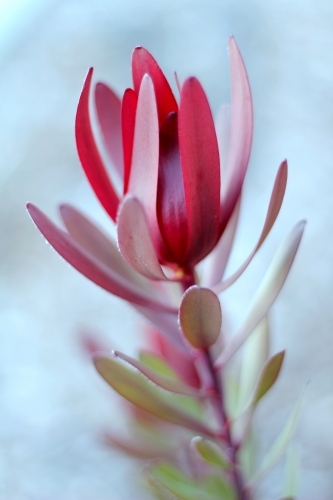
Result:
[181, 271, 250, 500]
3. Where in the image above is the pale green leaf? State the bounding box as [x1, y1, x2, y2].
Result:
[149, 462, 234, 500]
[115, 351, 200, 397]
[248, 386, 306, 486]
[191, 437, 230, 469]
[215, 221, 305, 369]
[237, 316, 270, 413]
[283, 444, 300, 497]
[252, 350, 285, 405]
[94, 353, 215, 436]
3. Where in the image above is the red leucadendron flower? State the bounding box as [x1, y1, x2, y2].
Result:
[27, 36, 301, 348]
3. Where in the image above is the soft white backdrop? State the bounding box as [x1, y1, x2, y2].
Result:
[0, 0, 333, 498]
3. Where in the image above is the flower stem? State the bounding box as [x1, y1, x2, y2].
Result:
[203, 349, 249, 500]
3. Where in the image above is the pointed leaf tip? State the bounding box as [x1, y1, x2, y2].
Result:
[252, 350, 285, 405]
[179, 286, 222, 349]
[94, 353, 214, 435]
[75, 68, 120, 221]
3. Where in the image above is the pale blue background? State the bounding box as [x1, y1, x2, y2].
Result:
[0, 1, 332, 498]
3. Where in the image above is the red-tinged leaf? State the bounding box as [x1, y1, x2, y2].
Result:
[121, 88, 137, 193]
[132, 46, 178, 126]
[94, 353, 215, 436]
[215, 221, 305, 369]
[75, 68, 119, 221]
[94, 82, 123, 176]
[148, 327, 201, 387]
[79, 331, 110, 358]
[103, 432, 174, 460]
[27, 203, 176, 313]
[117, 195, 169, 280]
[136, 306, 184, 348]
[127, 74, 163, 248]
[59, 203, 150, 291]
[252, 351, 285, 405]
[114, 351, 200, 397]
[179, 286, 222, 349]
[157, 112, 188, 264]
[179, 77, 220, 267]
[214, 160, 288, 293]
[201, 197, 241, 287]
[220, 37, 253, 233]
[215, 104, 231, 179]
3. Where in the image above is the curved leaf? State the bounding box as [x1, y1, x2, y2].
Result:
[117, 195, 169, 280]
[215, 160, 288, 292]
[179, 286, 222, 349]
[157, 111, 188, 264]
[220, 37, 253, 232]
[94, 353, 215, 436]
[121, 88, 137, 193]
[201, 197, 241, 287]
[114, 351, 200, 397]
[27, 203, 175, 313]
[237, 316, 270, 413]
[215, 221, 305, 369]
[94, 82, 123, 176]
[127, 73, 161, 245]
[132, 46, 178, 126]
[59, 203, 151, 291]
[149, 462, 232, 500]
[75, 68, 119, 221]
[248, 386, 306, 487]
[179, 77, 221, 266]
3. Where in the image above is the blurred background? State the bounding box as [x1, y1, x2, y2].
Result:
[0, 0, 332, 498]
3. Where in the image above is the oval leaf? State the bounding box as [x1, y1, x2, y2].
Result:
[94, 353, 215, 436]
[179, 286, 222, 349]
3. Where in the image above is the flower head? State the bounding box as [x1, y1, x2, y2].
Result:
[27, 37, 294, 346]
[75, 37, 252, 277]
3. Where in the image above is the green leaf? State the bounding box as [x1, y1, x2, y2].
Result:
[94, 353, 215, 436]
[248, 386, 306, 486]
[179, 286, 222, 349]
[114, 351, 200, 397]
[191, 437, 230, 469]
[139, 351, 180, 379]
[283, 444, 300, 497]
[237, 316, 270, 413]
[238, 431, 256, 480]
[215, 221, 305, 368]
[252, 350, 285, 405]
[149, 462, 232, 500]
[203, 475, 236, 500]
